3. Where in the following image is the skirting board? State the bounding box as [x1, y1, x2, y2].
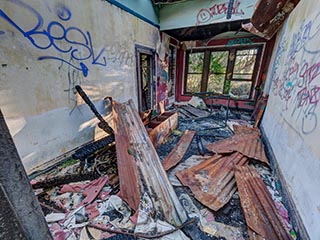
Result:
[260, 125, 310, 240]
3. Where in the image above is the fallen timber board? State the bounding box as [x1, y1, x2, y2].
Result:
[148, 111, 178, 148]
[179, 105, 209, 118]
[162, 130, 196, 171]
[113, 100, 187, 225]
[234, 165, 292, 240]
[177, 108, 193, 118]
[113, 101, 141, 210]
[176, 153, 248, 211]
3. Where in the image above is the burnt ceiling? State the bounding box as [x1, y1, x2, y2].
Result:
[163, 19, 250, 41]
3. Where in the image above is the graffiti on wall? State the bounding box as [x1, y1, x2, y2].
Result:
[271, 13, 320, 134]
[196, 0, 245, 25]
[0, 0, 134, 79]
[226, 37, 255, 46]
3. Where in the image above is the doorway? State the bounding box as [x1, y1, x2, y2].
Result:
[135, 45, 156, 112]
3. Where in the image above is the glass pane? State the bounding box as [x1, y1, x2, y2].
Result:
[186, 74, 202, 92]
[141, 54, 150, 89]
[140, 53, 152, 110]
[207, 74, 224, 94]
[229, 81, 252, 99]
[188, 52, 204, 73]
[233, 49, 257, 80]
[209, 51, 228, 74]
[232, 73, 252, 79]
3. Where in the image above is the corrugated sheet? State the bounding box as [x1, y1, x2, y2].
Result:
[233, 125, 260, 136]
[235, 165, 292, 240]
[162, 130, 196, 171]
[176, 153, 248, 211]
[206, 131, 269, 166]
[113, 100, 187, 225]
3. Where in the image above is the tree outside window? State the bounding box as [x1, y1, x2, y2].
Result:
[184, 46, 262, 100]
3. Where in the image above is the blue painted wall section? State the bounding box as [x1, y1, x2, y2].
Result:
[106, 0, 159, 27]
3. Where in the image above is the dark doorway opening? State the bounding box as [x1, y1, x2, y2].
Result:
[135, 45, 156, 112]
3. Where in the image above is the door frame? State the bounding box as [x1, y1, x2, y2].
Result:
[135, 44, 156, 112]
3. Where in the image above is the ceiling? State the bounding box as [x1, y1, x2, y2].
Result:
[152, 0, 187, 5]
[163, 19, 250, 41]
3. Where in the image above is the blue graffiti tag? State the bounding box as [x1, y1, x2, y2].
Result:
[0, 0, 109, 77]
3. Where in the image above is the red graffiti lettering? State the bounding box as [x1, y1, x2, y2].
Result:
[196, 0, 244, 25]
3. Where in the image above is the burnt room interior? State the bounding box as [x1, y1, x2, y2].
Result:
[0, 0, 319, 239]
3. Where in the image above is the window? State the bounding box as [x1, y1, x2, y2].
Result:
[185, 52, 204, 93]
[207, 51, 228, 94]
[184, 46, 262, 99]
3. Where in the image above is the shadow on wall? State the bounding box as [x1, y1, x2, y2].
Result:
[0, 0, 134, 78]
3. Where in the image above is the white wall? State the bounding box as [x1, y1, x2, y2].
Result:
[262, 0, 320, 238]
[160, 0, 258, 30]
[0, 0, 159, 173]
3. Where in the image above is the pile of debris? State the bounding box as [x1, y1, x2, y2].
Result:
[30, 89, 297, 240]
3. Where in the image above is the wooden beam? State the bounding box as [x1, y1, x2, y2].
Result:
[0, 110, 52, 239]
[113, 100, 187, 225]
[148, 112, 178, 147]
[162, 130, 196, 171]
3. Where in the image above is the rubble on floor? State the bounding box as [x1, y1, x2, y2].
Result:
[30, 99, 297, 240]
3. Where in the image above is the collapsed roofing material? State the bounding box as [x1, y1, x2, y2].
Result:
[234, 165, 292, 240]
[176, 152, 248, 211]
[206, 127, 269, 166]
[113, 99, 187, 225]
[162, 130, 196, 171]
[233, 125, 259, 136]
[242, 0, 300, 40]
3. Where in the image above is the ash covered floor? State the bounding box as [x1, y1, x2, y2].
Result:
[31, 105, 296, 240]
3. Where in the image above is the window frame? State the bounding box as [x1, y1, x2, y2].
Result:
[183, 44, 264, 100]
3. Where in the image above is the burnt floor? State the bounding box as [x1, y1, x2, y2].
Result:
[157, 109, 252, 240]
[33, 107, 291, 240]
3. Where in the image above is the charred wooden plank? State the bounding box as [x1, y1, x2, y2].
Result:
[179, 105, 209, 118]
[75, 85, 114, 135]
[162, 130, 196, 171]
[235, 165, 292, 240]
[148, 112, 178, 148]
[113, 100, 187, 225]
[176, 153, 248, 211]
[31, 172, 100, 189]
[72, 135, 115, 160]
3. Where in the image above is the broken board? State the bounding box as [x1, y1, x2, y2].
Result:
[113, 100, 187, 225]
[147, 111, 178, 148]
[162, 130, 196, 171]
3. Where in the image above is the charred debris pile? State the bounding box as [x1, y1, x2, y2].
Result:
[31, 87, 297, 240]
